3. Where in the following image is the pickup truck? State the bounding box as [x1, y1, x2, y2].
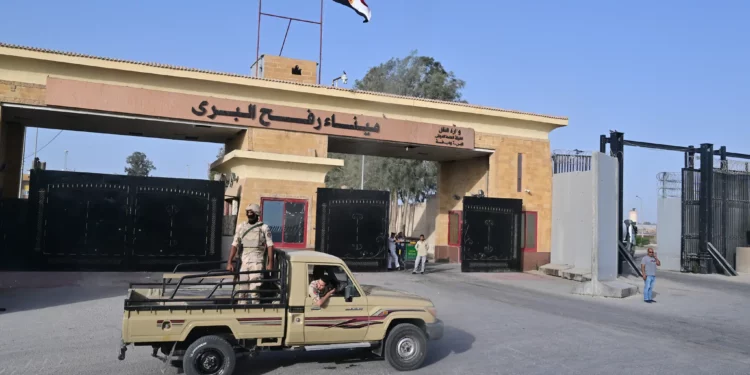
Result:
[119, 249, 443, 375]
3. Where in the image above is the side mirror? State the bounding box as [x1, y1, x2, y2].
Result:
[344, 285, 353, 302]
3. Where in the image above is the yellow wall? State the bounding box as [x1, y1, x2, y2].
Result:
[0, 46, 566, 142]
[0, 45, 566, 265]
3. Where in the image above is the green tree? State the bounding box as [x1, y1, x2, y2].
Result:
[208, 146, 225, 180]
[326, 50, 465, 203]
[124, 151, 156, 177]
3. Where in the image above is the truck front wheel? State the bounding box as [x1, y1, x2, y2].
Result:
[183, 335, 236, 375]
[384, 323, 428, 371]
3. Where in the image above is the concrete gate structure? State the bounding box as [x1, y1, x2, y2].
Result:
[0, 43, 567, 271]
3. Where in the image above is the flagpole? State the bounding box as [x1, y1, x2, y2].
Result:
[319, 0, 324, 85]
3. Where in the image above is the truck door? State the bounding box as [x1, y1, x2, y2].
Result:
[303, 264, 369, 344]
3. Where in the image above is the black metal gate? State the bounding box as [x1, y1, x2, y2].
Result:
[681, 168, 702, 272]
[711, 170, 750, 270]
[27, 169, 223, 271]
[315, 188, 390, 270]
[0, 199, 29, 270]
[681, 167, 750, 273]
[461, 197, 522, 272]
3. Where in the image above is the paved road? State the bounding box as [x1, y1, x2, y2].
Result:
[1, 267, 749, 375]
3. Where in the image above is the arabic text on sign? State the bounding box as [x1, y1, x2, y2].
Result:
[191, 101, 381, 136]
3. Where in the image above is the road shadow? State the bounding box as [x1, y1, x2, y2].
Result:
[234, 348, 382, 374]
[422, 325, 475, 367]
[0, 285, 126, 314]
[235, 325, 473, 374]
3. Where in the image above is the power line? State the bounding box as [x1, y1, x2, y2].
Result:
[24, 130, 63, 160]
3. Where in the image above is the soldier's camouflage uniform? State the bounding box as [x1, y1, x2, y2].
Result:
[232, 220, 274, 304]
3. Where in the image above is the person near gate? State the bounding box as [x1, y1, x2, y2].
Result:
[387, 232, 400, 271]
[412, 234, 429, 274]
[640, 247, 661, 303]
[227, 203, 275, 305]
[396, 232, 406, 270]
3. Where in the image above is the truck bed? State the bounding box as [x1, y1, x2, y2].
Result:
[122, 254, 290, 345]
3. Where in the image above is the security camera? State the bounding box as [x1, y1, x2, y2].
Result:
[332, 71, 348, 87]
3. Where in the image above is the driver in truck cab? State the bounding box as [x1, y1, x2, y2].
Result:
[308, 278, 336, 307]
[227, 203, 274, 305]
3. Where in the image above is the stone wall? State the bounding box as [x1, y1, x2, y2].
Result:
[237, 178, 322, 249]
[433, 133, 553, 268]
[259, 55, 318, 85]
[226, 128, 327, 158]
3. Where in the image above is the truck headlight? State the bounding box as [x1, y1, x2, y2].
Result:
[426, 306, 438, 319]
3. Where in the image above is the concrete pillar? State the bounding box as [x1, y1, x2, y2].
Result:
[210, 150, 343, 249]
[737, 247, 750, 274]
[574, 152, 637, 298]
[435, 156, 489, 263]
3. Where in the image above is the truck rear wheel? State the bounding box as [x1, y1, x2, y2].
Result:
[384, 323, 428, 371]
[183, 335, 236, 375]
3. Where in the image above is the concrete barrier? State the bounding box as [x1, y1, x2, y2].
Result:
[737, 247, 750, 274]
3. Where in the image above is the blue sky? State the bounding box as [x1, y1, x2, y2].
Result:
[2, 0, 749, 222]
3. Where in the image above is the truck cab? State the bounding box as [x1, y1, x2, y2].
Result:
[119, 249, 443, 375]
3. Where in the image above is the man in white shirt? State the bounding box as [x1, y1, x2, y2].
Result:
[413, 234, 429, 274]
[387, 232, 400, 270]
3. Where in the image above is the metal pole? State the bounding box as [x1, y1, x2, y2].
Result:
[319, 0, 324, 85]
[698, 143, 714, 274]
[636, 195, 643, 219]
[34, 127, 38, 159]
[279, 19, 292, 56]
[609, 131, 625, 275]
[64, 150, 68, 171]
[256, 0, 262, 78]
[360, 155, 365, 189]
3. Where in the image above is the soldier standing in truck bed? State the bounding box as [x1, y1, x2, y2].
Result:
[227, 203, 275, 305]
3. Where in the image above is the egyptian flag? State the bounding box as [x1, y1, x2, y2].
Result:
[333, 0, 372, 23]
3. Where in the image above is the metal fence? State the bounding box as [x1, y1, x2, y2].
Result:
[712, 169, 750, 269]
[657, 172, 682, 198]
[681, 166, 750, 273]
[551, 150, 592, 174]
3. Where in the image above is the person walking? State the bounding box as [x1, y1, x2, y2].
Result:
[640, 247, 661, 303]
[412, 234, 429, 274]
[387, 232, 400, 271]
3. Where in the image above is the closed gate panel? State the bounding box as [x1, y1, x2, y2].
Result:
[316, 188, 390, 270]
[26, 170, 222, 271]
[133, 188, 211, 258]
[461, 197, 522, 272]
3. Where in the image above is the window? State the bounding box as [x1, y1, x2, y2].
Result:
[307, 264, 360, 298]
[520, 211, 538, 252]
[261, 198, 308, 248]
[448, 210, 462, 246]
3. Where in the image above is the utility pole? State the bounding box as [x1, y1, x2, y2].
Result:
[360, 155, 365, 189]
[635, 195, 643, 220]
[34, 128, 38, 159]
[64, 150, 68, 171]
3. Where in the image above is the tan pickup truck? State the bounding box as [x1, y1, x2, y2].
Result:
[119, 249, 443, 375]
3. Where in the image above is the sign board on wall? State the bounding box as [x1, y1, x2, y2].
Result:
[45, 78, 475, 150]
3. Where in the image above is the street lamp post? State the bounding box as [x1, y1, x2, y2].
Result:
[635, 195, 643, 221]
